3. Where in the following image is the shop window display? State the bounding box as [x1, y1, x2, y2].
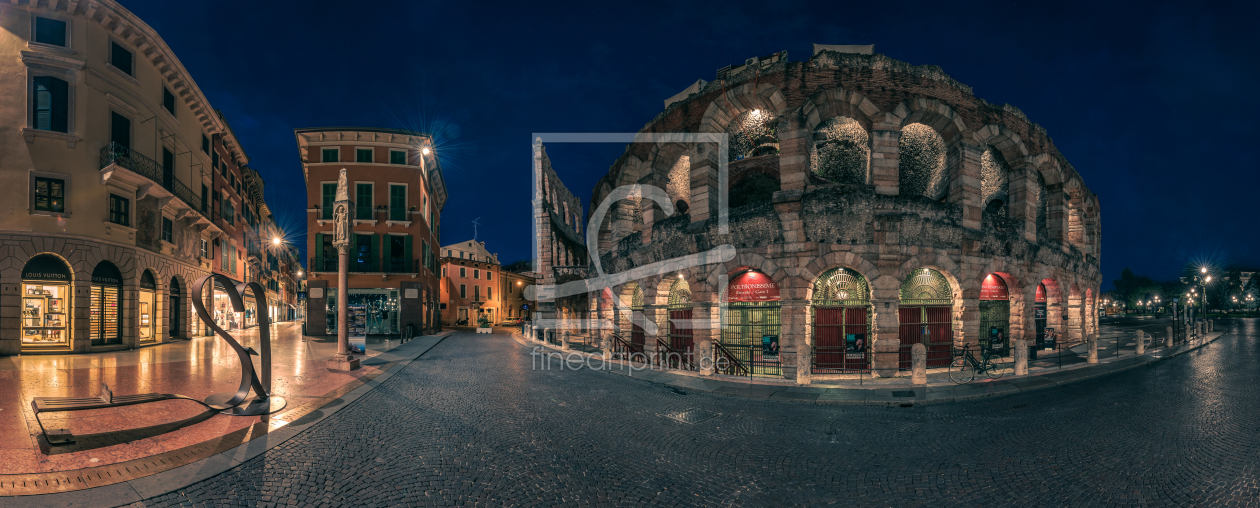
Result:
[326, 288, 400, 334]
[21, 254, 73, 350]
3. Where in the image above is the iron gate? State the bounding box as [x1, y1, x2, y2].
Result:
[813, 307, 870, 373]
[719, 301, 782, 377]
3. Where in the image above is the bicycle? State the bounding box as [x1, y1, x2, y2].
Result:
[949, 344, 1009, 383]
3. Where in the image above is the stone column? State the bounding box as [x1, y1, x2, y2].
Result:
[692, 300, 719, 376]
[561, 331, 570, 350]
[869, 129, 901, 196]
[1013, 339, 1028, 376]
[0, 280, 20, 355]
[1010, 167, 1038, 242]
[641, 303, 664, 362]
[778, 299, 807, 383]
[1165, 326, 1173, 348]
[911, 343, 926, 385]
[1135, 330, 1145, 355]
[950, 142, 983, 230]
[327, 168, 359, 371]
[1087, 337, 1098, 364]
[689, 151, 720, 227]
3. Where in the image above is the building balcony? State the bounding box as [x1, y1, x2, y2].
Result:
[99, 142, 203, 213]
[309, 257, 420, 274]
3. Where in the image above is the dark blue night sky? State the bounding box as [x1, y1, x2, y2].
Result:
[120, 0, 1258, 289]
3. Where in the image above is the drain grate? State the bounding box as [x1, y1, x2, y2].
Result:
[665, 408, 718, 424]
[891, 390, 916, 398]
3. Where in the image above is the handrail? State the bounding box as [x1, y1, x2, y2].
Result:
[608, 332, 643, 356]
[100, 142, 203, 212]
[712, 340, 749, 376]
[655, 338, 697, 370]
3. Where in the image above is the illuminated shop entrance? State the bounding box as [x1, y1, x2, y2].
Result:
[898, 268, 954, 368]
[978, 274, 1010, 356]
[811, 267, 871, 374]
[90, 261, 123, 346]
[719, 270, 782, 377]
[138, 270, 157, 343]
[21, 254, 72, 351]
[326, 288, 401, 334]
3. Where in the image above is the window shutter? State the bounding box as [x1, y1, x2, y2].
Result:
[405, 236, 413, 272]
[369, 234, 378, 271]
[383, 235, 393, 268]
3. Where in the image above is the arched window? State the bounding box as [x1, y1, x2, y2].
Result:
[667, 156, 690, 211]
[811, 267, 871, 374]
[666, 277, 694, 368]
[726, 109, 778, 161]
[810, 117, 869, 185]
[898, 123, 947, 200]
[980, 147, 1010, 217]
[978, 274, 1010, 355]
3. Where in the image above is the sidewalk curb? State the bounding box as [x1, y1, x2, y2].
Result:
[0, 331, 454, 508]
[508, 330, 1227, 407]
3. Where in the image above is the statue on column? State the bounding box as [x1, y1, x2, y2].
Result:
[328, 167, 359, 370]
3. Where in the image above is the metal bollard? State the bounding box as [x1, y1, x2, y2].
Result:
[910, 343, 926, 385]
[1014, 339, 1028, 376]
[1135, 330, 1145, 355]
[1087, 337, 1098, 364]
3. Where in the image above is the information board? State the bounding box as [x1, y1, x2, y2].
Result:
[348, 304, 367, 354]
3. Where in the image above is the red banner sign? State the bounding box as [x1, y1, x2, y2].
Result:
[727, 271, 781, 302]
[980, 274, 1008, 301]
[1035, 283, 1046, 303]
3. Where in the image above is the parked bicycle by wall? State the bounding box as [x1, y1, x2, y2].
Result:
[949, 344, 1008, 384]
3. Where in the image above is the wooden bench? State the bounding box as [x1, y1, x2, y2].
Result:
[31, 382, 203, 444]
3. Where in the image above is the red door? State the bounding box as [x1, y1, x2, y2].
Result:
[668, 309, 693, 353]
[898, 307, 922, 369]
[924, 306, 953, 367]
[813, 307, 843, 371]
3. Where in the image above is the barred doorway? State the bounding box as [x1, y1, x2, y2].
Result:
[719, 270, 782, 377]
[811, 267, 871, 374]
[899, 268, 954, 368]
[1034, 283, 1048, 348]
[665, 277, 694, 369]
[978, 274, 1010, 356]
[628, 283, 645, 351]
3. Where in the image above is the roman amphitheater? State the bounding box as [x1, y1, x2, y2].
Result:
[542, 47, 1101, 383]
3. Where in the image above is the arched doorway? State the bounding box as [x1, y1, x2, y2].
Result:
[1034, 282, 1048, 349]
[21, 254, 73, 351]
[811, 267, 871, 373]
[169, 278, 182, 339]
[666, 277, 693, 367]
[899, 268, 954, 368]
[978, 274, 1010, 356]
[90, 261, 123, 346]
[720, 269, 782, 377]
[138, 270, 158, 343]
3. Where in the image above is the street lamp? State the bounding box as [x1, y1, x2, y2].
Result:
[272, 237, 282, 246]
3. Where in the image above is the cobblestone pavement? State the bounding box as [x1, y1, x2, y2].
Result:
[122, 319, 1260, 507]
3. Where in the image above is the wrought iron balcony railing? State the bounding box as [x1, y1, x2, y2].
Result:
[100, 142, 203, 212]
[310, 257, 419, 274]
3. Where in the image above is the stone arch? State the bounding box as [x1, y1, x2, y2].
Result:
[698, 83, 790, 134]
[1065, 178, 1085, 249]
[979, 146, 1012, 218]
[1038, 276, 1066, 344]
[897, 123, 949, 200]
[799, 88, 881, 186]
[810, 117, 870, 185]
[897, 265, 963, 366]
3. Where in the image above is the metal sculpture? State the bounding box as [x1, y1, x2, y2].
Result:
[191, 273, 286, 415]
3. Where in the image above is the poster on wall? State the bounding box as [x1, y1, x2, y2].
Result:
[845, 333, 865, 359]
[989, 327, 1004, 350]
[761, 335, 780, 360]
[348, 304, 367, 354]
[1043, 327, 1057, 350]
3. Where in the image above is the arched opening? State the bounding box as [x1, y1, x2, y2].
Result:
[138, 269, 158, 344]
[89, 261, 123, 347]
[22, 254, 73, 351]
[899, 268, 954, 367]
[666, 277, 693, 368]
[898, 123, 947, 200]
[726, 109, 778, 161]
[810, 117, 869, 185]
[811, 267, 871, 374]
[169, 277, 182, 339]
[667, 156, 690, 212]
[981, 147, 1011, 219]
[619, 282, 645, 351]
[978, 273, 1011, 356]
[719, 269, 782, 377]
[1034, 282, 1048, 348]
[1038, 278, 1065, 350]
